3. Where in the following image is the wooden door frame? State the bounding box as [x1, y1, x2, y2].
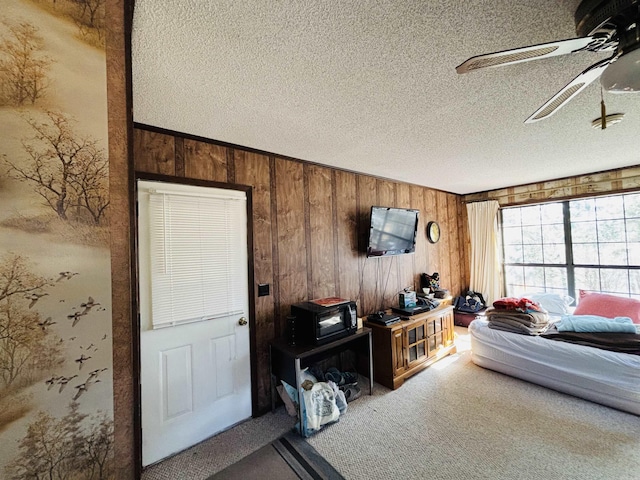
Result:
[132, 172, 257, 471]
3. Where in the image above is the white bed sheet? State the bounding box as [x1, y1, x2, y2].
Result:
[469, 319, 640, 416]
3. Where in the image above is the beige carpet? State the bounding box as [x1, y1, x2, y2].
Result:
[306, 329, 640, 479]
[143, 328, 640, 479]
[141, 408, 296, 480]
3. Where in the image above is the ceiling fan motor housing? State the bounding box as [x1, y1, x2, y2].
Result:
[575, 0, 639, 38]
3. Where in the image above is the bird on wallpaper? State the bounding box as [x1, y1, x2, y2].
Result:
[25, 291, 48, 308]
[81, 296, 100, 314]
[57, 375, 78, 393]
[73, 378, 101, 400]
[73, 382, 88, 400]
[37, 317, 56, 331]
[75, 354, 91, 370]
[67, 311, 87, 327]
[45, 375, 61, 390]
[87, 367, 108, 382]
[56, 271, 79, 282]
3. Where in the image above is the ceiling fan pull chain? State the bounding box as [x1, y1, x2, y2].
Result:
[601, 87, 606, 130]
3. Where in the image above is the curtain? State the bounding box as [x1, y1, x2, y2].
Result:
[466, 200, 502, 304]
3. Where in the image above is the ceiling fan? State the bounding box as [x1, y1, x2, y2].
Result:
[456, 0, 640, 123]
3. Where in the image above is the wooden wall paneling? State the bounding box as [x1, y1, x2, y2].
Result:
[424, 188, 439, 275]
[334, 170, 360, 305]
[357, 175, 378, 315]
[303, 169, 312, 299]
[107, 0, 135, 474]
[410, 186, 428, 288]
[463, 165, 640, 206]
[447, 194, 462, 297]
[306, 164, 337, 300]
[175, 137, 185, 177]
[376, 180, 398, 309]
[268, 156, 280, 337]
[459, 197, 470, 290]
[184, 140, 228, 182]
[395, 183, 415, 292]
[461, 197, 470, 293]
[436, 191, 452, 291]
[131, 125, 474, 418]
[439, 192, 451, 292]
[233, 150, 274, 412]
[275, 158, 308, 328]
[376, 179, 395, 205]
[133, 129, 176, 175]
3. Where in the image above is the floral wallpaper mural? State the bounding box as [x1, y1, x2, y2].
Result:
[0, 0, 113, 478]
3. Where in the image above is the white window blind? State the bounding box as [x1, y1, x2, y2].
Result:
[147, 187, 247, 329]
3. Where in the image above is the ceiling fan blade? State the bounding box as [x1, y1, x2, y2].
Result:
[524, 58, 611, 123]
[456, 37, 596, 74]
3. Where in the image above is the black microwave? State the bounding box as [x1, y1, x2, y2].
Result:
[290, 301, 358, 346]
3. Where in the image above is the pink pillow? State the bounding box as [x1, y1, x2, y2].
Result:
[573, 290, 640, 324]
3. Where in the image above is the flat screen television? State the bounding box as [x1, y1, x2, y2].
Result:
[366, 206, 419, 257]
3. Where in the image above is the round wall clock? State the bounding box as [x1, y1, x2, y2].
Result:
[427, 221, 440, 243]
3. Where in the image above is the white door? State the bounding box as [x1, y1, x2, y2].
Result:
[137, 180, 251, 467]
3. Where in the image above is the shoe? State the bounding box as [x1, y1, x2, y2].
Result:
[325, 367, 358, 386]
[324, 367, 344, 385]
[342, 383, 361, 403]
[342, 371, 357, 384]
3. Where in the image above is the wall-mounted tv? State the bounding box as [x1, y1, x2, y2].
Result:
[366, 206, 419, 257]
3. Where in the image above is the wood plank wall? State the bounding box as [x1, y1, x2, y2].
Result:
[464, 165, 640, 206]
[133, 125, 469, 412]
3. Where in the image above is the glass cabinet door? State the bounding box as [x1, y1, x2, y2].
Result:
[427, 314, 447, 357]
[405, 321, 428, 366]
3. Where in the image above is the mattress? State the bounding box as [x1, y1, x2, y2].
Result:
[469, 319, 640, 416]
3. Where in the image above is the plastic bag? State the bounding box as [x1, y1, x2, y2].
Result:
[298, 381, 340, 436]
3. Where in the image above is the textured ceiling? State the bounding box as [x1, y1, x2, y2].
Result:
[131, 0, 640, 195]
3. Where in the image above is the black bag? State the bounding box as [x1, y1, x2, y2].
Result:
[454, 291, 486, 313]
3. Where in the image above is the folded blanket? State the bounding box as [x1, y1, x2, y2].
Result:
[556, 315, 637, 333]
[485, 307, 549, 326]
[485, 306, 550, 335]
[488, 319, 551, 335]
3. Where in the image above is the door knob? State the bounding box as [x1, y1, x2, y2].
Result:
[238, 317, 248, 326]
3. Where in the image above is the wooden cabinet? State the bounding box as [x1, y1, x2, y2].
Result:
[364, 305, 456, 390]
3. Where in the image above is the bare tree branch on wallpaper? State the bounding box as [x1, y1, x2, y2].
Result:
[0, 253, 52, 304]
[71, 0, 106, 42]
[2, 111, 110, 225]
[0, 20, 53, 106]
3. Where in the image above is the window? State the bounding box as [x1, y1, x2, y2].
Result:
[502, 192, 640, 301]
